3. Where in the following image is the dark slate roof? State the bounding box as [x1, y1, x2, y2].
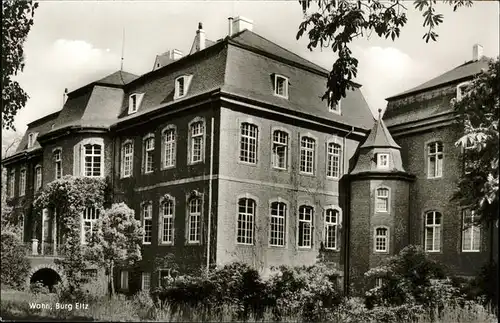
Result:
[14, 111, 60, 154]
[96, 70, 139, 86]
[360, 115, 400, 149]
[387, 56, 491, 100]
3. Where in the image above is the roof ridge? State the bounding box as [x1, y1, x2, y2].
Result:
[232, 30, 329, 73]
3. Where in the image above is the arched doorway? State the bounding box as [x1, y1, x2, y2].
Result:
[30, 268, 61, 292]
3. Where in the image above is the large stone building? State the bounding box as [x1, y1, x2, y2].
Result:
[2, 18, 496, 294]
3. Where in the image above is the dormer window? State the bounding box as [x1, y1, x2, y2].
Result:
[274, 75, 288, 98]
[27, 133, 38, 149]
[174, 75, 193, 100]
[328, 92, 341, 114]
[456, 82, 470, 102]
[128, 93, 144, 114]
[377, 153, 389, 169]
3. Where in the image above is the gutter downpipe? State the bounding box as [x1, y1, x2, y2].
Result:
[206, 115, 215, 273]
[343, 126, 354, 295]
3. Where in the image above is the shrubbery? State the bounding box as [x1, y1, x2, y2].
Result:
[1, 230, 30, 290]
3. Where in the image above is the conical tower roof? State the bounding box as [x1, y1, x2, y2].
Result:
[360, 109, 401, 149]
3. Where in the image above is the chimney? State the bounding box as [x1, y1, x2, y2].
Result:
[63, 88, 68, 107]
[231, 16, 253, 35]
[228, 17, 233, 36]
[196, 22, 206, 51]
[168, 49, 183, 60]
[473, 44, 483, 61]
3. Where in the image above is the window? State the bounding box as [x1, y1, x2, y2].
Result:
[462, 209, 480, 252]
[163, 127, 176, 168]
[27, 133, 37, 149]
[427, 141, 443, 178]
[161, 199, 174, 244]
[298, 205, 313, 248]
[8, 170, 15, 198]
[425, 211, 442, 252]
[272, 130, 288, 170]
[54, 149, 62, 179]
[174, 75, 193, 99]
[270, 202, 286, 247]
[128, 93, 144, 114]
[237, 198, 255, 245]
[143, 136, 155, 174]
[82, 207, 100, 244]
[142, 272, 151, 291]
[300, 136, 315, 174]
[376, 187, 389, 212]
[190, 121, 204, 163]
[83, 144, 102, 177]
[34, 166, 42, 191]
[120, 270, 129, 290]
[142, 203, 153, 244]
[328, 95, 341, 114]
[377, 153, 389, 168]
[324, 208, 340, 250]
[456, 82, 470, 102]
[239, 123, 258, 164]
[188, 198, 201, 243]
[19, 168, 26, 196]
[374, 227, 388, 252]
[121, 141, 133, 178]
[274, 75, 288, 98]
[327, 142, 342, 178]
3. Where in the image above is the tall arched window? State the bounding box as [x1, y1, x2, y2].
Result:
[188, 197, 202, 243]
[326, 142, 342, 178]
[374, 227, 388, 252]
[240, 123, 258, 164]
[300, 137, 315, 174]
[54, 149, 62, 179]
[121, 141, 133, 178]
[324, 208, 340, 250]
[160, 198, 174, 244]
[375, 187, 390, 212]
[143, 135, 155, 174]
[298, 205, 313, 248]
[83, 144, 102, 177]
[237, 198, 256, 245]
[272, 130, 288, 170]
[462, 209, 480, 252]
[424, 211, 442, 252]
[270, 201, 286, 246]
[427, 141, 444, 178]
[189, 120, 205, 164]
[82, 207, 100, 244]
[142, 202, 153, 244]
[162, 126, 176, 168]
[34, 165, 42, 191]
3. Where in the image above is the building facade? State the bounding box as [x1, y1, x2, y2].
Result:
[2, 19, 496, 294]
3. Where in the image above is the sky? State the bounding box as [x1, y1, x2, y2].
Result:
[3, 0, 499, 149]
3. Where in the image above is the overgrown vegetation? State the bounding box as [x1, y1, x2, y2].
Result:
[0, 231, 30, 290]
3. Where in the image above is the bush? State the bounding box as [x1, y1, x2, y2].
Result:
[30, 281, 50, 295]
[1, 231, 30, 290]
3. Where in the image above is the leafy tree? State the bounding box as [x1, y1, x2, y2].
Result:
[453, 58, 499, 224]
[87, 202, 144, 297]
[1, 230, 30, 290]
[297, 0, 473, 107]
[2, 0, 39, 130]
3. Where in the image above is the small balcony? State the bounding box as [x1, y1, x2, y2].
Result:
[25, 240, 66, 258]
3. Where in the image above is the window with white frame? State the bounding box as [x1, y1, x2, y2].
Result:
[269, 201, 286, 247]
[163, 127, 176, 168]
[327, 142, 342, 178]
[274, 75, 288, 98]
[374, 227, 388, 252]
[83, 144, 102, 177]
[19, 168, 26, 196]
[190, 121, 204, 163]
[121, 141, 133, 178]
[462, 209, 480, 252]
[456, 82, 470, 102]
[120, 270, 129, 290]
[377, 153, 389, 169]
[27, 133, 37, 149]
[82, 207, 100, 244]
[54, 149, 62, 179]
[142, 203, 153, 244]
[425, 211, 442, 252]
[142, 272, 151, 290]
[8, 170, 15, 198]
[298, 205, 313, 248]
[128, 93, 144, 114]
[324, 208, 340, 250]
[188, 197, 201, 243]
[240, 123, 258, 164]
[300, 136, 315, 174]
[35, 166, 42, 191]
[161, 198, 174, 244]
[328, 96, 341, 114]
[272, 130, 288, 170]
[237, 198, 255, 245]
[174, 75, 192, 99]
[427, 141, 443, 178]
[158, 269, 172, 288]
[375, 187, 389, 212]
[143, 136, 155, 174]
